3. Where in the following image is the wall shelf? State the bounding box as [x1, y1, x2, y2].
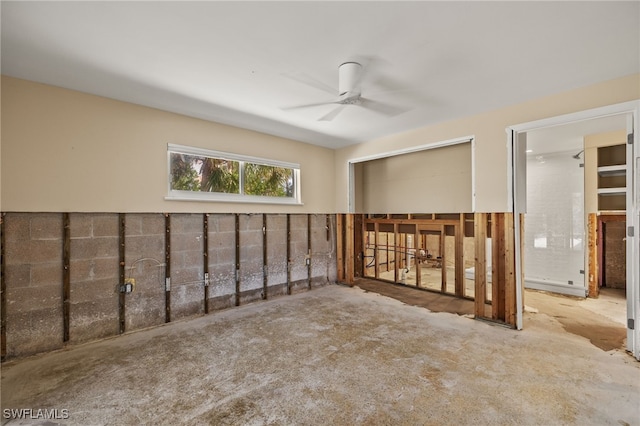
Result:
[597, 165, 626, 177]
[598, 187, 626, 196]
[597, 144, 626, 211]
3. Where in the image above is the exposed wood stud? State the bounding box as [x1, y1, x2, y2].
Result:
[504, 213, 516, 327]
[345, 214, 355, 285]
[164, 213, 171, 323]
[336, 214, 345, 282]
[455, 215, 464, 297]
[440, 225, 446, 293]
[374, 222, 380, 280]
[203, 214, 209, 314]
[394, 222, 399, 284]
[62, 213, 71, 343]
[326, 214, 330, 241]
[1, 213, 7, 360]
[235, 214, 241, 305]
[588, 213, 598, 298]
[491, 213, 506, 322]
[263, 214, 268, 300]
[474, 213, 488, 319]
[286, 214, 291, 295]
[414, 226, 420, 288]
[118, 213, 126, 334]
[307, 214, 312, 290]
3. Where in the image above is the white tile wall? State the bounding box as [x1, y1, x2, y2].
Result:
[525, 151, 585, 290]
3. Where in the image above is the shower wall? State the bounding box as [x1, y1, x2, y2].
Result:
[525, 150, 586, 295]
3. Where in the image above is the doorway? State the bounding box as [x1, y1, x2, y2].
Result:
[509, 101, 639, 359]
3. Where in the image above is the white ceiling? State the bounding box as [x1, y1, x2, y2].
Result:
[2, 1, 639, 150]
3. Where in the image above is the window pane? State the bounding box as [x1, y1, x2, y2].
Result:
[244, 163, 294, 197]
[170, 152, 239, 194]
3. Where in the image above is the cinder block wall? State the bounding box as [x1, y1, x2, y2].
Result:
[1, 212, 337, 360]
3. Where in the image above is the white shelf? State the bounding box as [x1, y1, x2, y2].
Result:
[598, 187, 626, 196]
[597, 165, 626, 176]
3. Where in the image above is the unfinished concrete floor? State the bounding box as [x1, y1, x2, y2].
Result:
[2, 283, 639, 426]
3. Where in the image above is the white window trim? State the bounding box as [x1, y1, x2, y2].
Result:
[166, 143, 302, 205]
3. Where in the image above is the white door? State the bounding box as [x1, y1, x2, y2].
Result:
[626, 112, 639, 359]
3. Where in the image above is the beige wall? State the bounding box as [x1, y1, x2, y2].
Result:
[335, 74, 640, 213]
[1, 76, 336, 213]
[355, 142, 472, 213]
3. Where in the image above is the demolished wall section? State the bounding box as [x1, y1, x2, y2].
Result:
[1, 212, 337, 360]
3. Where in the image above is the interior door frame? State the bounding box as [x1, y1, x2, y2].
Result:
[507, 99, 640, 360]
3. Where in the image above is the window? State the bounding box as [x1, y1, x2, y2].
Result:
[166, 144, 301, 204]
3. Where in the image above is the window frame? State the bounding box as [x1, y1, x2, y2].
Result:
[166, 143, 302, 205]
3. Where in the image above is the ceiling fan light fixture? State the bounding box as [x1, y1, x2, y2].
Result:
[338, 62, 362, 96]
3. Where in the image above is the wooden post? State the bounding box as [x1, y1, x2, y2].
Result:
[62, 213, 71, 342]
[588, 213, 599, 298]
[504, 213, 516, 327]
[440, 225, 446, 293]
[394, 222, 399, 283]
[165, 213, 172, 322]
[415, 226, 421, 288]
[374, 222, 380, 280]
[474, 213, 487, 319]
[345, 214, 355, 285]
[491, 213, 506, 321]
[336, 214, 345, 282]
[455, 215, 464, 297]
[203, 214, 209, 313]
[118, 214, 126, 333]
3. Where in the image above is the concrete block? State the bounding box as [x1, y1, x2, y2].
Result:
[266, 215, 287, 287]
[6, 239, 62, 265]
[267, 283, 288, 299]
[3, 214, 30, 242]
[69, 214, 94, 238]
[171, 282, 205, 320]
[6, 306, 63, 358]
[6, 285, 61, 312]
[207, 294, 235, 311]
[239, 287, 263, 305]
[70, 277, 119, 304]
[210, 270, 236, 297]
[71, 235, 119, 260]
[30, 214, 63, 240]
[125, 285, 165, 331]
[124, 216, 167, 332]
[171, 213, 204, 234]
[70, 257, 119, 283]
[69, 299, 119, 343]
[5, 264, 30, 288]
[30, 262, 64, 287]
[92, 214, 119, 237]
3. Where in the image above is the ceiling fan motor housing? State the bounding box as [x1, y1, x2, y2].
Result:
[338, 62, 362, 95]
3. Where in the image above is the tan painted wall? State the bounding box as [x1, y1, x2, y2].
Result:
[355, 142, 472, 213]
[335, 74, 640, 213]
[1, 76, 336, 213]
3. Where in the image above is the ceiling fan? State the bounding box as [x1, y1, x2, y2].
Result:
[282, 61, 408, 121]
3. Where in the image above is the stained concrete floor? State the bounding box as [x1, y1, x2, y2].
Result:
[1, 283, 639, 426]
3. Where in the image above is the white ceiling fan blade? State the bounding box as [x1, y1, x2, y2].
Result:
[281, 99, 339, 111]
[359, 97, 410, 117]
[282, 72, 336, 96]
[319, 105, 347, 121]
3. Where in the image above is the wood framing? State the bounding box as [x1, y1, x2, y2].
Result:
[588, 213, 599, 298]
[336, 214, 345, 282]
[474, 213, 488, 319]
[503, 213, 516, 326]
[345, 214, 355, 285]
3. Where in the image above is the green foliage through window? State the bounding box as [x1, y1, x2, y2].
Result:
[168, 146, 299, 202]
